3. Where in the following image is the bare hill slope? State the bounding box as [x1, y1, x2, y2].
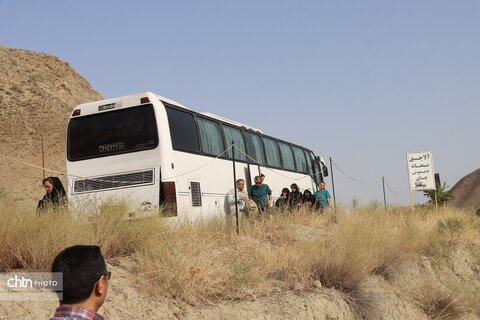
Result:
[450, 168, 480, 211]
[0, 46, 102, 204]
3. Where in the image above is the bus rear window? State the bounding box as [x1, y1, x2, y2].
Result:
[67, 104, 159, 161]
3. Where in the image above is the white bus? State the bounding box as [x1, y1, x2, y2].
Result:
[66, 92, 327, 219]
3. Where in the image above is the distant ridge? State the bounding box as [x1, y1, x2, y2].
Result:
[0, 46, 102, 203]
[449, 168, 480, 211]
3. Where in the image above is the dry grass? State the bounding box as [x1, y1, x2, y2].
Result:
[0, 196, 163, 271]
[135, 206, 479, 315]
[408, 277, 469, 320]
[1, 195, 479, 318]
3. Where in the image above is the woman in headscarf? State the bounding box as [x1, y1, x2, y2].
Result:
[37, 176, 67, 213]
[275, 188, 290, 208]
[302, 189, 316, 209]
[288, 183, 303, 209]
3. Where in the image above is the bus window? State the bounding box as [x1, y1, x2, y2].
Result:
[292, 146, 308, 173]
[223, 126, 246, 161]
[278, 142, 295, 171]
[165, 106, 200, 152]
[68, 104, 158, 161]
[197, 117, 224, 156]
[244, 132, 265, 165]
[263, 137, 281, 168]
[304, 149, 313, 175]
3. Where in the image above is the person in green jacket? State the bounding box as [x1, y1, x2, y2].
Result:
[250, 175, 272, 213]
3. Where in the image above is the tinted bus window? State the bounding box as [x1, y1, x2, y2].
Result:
[223, 126, 246, 161]
[68, 105, 158, 161]
[197, 117, 224, 156]
[304, 149, 313, 174]
[263, 137, 281, 168]
[165, 106, 200, 152]
[244, 132, 265, 165]
[292, 146, 308, 173]
[278, 142, 295, 171]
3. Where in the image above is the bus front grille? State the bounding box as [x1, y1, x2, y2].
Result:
[74, 170, 154, 193]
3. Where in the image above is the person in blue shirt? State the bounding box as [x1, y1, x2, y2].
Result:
[313, 182, 332, 210]
[250, 175, 272, 212]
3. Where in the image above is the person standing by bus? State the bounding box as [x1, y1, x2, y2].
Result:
[37, 177, 67, 213]
[250, 175, 272, 213]
[314, 182, 332, 211]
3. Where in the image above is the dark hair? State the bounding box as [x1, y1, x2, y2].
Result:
[37, 176, 67, 213]
[42, 177, 54, 185]
[290, 183, 299, 190]
[52, 245, 107, 304]
[303, 189, 312, 196]
[236, 179, 245, 184]
[281, 187, 290, 195]
[42, 176, 66, 195]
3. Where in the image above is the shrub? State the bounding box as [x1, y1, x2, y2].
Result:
[423, 182, 454, 205]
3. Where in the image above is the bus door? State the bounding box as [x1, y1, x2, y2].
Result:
[312, 160, 321, 186]
[312, 156, 328, 188]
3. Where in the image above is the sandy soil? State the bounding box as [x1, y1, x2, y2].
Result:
[2, 243, 480, 320]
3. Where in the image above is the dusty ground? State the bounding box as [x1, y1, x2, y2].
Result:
[2, 243, 480, 320]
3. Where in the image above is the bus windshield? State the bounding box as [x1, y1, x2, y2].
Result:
[67, 104, 159, 161]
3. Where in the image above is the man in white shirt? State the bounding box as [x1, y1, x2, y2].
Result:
[228, 179, 249, 212]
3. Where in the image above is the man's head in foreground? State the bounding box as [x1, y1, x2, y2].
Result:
[52, 245, 110, 313]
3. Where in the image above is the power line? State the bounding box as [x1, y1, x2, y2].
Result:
[383, 179, 405, 197]
[332, 160, 381, 186]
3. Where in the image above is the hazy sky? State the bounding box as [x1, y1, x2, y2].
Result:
[1, 0, 478, 205]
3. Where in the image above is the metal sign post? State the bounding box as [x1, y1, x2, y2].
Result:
[329, 157, 337, 215]
[41, 134, 45, 179]
[382, 176, 387, 211]
[231, 142, 239, 234]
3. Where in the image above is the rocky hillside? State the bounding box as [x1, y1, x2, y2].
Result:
[0, 46, 102, 204]
[450, 168, 480, 212]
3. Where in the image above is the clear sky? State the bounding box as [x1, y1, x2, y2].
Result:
[1, 0, 478, 206]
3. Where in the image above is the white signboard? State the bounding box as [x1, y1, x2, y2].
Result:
[407, 151, 435, 191]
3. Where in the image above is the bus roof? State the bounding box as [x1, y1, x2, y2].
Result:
[200, 112, 263, 133]
[154, 94, 190, 110]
